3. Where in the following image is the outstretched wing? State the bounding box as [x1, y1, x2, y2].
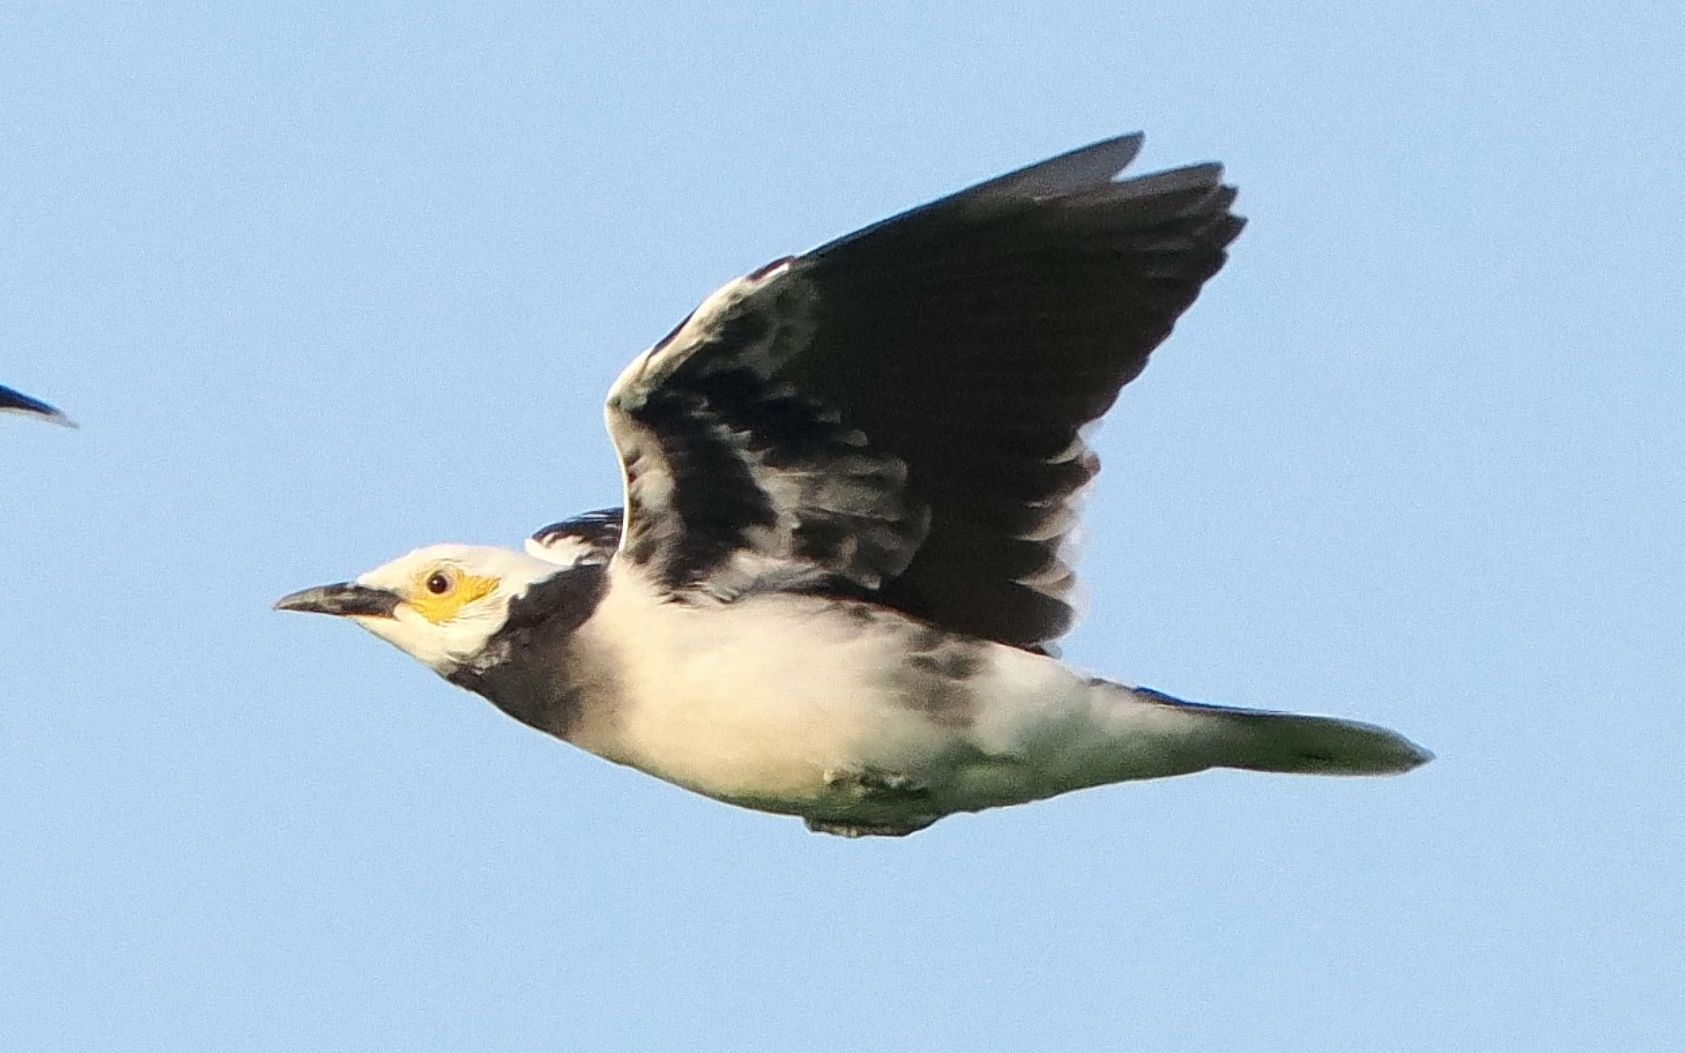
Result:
[1, 384, 73, 427]
[604, 133, 1243, 646]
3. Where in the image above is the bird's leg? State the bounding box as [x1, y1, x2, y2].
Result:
[804, 816, 938, 838]
[822, 766, 930, 800]
[805, 768, 938, 837]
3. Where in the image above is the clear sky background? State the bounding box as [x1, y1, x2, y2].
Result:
[3, 3, 1680, 1050]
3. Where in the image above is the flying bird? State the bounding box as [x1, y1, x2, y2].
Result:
[1, 384, 73, 426]
[277, 134, 1430, 837]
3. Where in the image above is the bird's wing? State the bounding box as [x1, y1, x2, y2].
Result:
[604, 133, 1243, 646]
[526, 508, 623, 567]
[0, 384, 73, 427]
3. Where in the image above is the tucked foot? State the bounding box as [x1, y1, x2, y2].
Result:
[804, 816, 938, 838]
[822, 766, 931, 801]
[808, 769, 939, 837]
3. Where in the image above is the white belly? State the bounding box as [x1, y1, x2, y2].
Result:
[535, 568, 1427, 829]
[573, 584, 965, 811]
[562, 566, 1213, 827]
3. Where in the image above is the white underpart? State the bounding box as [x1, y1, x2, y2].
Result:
[568, 563, 1268, 819]
[570, 565, 946, 805]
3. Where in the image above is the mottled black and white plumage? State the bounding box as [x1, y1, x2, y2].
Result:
[1, 384, 73, 427]
[277, 134, 1430, 837]
[526, 508, 623, 568]
[605, 134, 1238, 643]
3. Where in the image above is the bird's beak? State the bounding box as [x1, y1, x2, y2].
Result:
[273, 582, 402, 619]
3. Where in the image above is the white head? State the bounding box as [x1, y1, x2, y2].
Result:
[275, 544, 567, 674]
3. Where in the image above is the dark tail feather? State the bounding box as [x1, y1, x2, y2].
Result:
[1131, 686, 1433, 776]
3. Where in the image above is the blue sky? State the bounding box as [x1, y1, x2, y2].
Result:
[3, 3, 1680, 1049]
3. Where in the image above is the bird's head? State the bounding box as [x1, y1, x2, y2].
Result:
[275, 544, 570, 674]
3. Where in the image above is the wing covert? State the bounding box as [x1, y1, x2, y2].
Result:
[603, 133, 1242, 645]
[527, 508, 624, 567]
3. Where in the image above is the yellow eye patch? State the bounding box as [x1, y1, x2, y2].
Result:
[407, 566, 500, 624]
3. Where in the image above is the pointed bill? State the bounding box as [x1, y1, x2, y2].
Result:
[274, 582, 402, 618]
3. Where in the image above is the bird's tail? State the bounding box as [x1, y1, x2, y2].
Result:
[1114, 683, 1433, 776]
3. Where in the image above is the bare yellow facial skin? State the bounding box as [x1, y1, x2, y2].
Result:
[406, 564, 500, 624]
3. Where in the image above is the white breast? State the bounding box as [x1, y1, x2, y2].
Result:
[570, 567, 967, 809]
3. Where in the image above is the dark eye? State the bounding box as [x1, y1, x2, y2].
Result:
[425, 571, 453, 595]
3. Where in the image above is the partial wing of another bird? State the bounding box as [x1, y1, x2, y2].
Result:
[604, 133, 1243, 647]
[0, 384, 74, 427]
